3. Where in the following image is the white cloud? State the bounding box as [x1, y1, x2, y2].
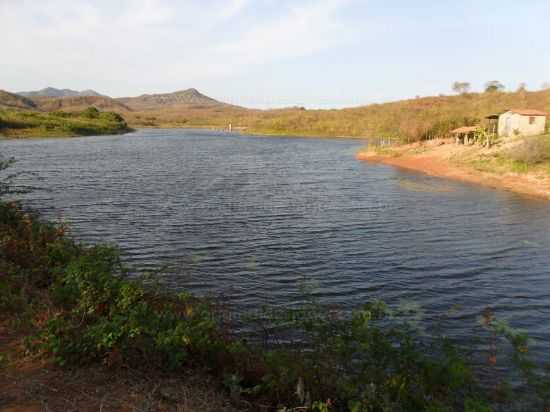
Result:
[217, 0, 354, 65]
[0, 0, 355, 97]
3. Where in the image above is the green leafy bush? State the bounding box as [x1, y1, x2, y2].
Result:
[100, 111, 125, 123]
[82, 106, 100, 119]
[1, 197, 550, 411]
[37, 244, 224, 368]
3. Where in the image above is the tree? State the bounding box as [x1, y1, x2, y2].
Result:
[542, 82, 550, 90]
[517, 82, 527, 92]
[83, 106, 100, 119]
[452, 81, 471, 94]
[484, 81, 505, 93]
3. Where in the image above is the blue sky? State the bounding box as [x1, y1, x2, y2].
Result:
[1, 0, 549, 108]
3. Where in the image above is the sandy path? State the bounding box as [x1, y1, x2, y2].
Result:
[356, 145, 550, 201]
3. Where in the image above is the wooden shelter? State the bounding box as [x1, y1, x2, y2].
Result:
[485, 114, 499, 135]
[450, 126, 479, 145]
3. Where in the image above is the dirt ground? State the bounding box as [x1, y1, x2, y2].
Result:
[0, 321, 240, 412]
[356, 138, 550, 201]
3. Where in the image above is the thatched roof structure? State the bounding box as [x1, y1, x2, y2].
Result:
[450, 126, 479, 134]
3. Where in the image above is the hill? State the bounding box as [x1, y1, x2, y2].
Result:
[110, 88, 550, 140]
[128, 89, 550, 140]
[31, 95, 132, 113]
[17, 87, 104, 98]
[5, 86, 550, 141]
[224, 89, 550, 139]
[0, 107, 132, 138]
[0, 90, 37, 110]
[117, 88, 226, 111]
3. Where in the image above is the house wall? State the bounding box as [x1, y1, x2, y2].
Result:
[498, 112, 546, 137]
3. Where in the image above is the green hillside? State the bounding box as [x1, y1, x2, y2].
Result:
[0, 107, 132, 138]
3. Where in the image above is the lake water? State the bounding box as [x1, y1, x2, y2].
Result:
[2, 129, 550, 358]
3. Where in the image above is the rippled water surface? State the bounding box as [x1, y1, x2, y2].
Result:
[2, 129, 550, 356]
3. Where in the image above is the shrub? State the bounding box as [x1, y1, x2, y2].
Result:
[100, 111, 125, 123]
[243, 298, 490, 411]
[41, 245, 224, 368]
[508, 136, 550, 165]
[82, 107, 100, 119]
[50, 110, 72, 118]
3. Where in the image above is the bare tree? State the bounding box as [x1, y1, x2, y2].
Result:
[517, 82, 527, 92]
[484, 81, 505, 93]
[452, 81, 471, 94]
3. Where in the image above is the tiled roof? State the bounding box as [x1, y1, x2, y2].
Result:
[509, 109, 547, 116]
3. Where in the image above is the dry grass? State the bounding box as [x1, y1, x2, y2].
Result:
[123, 89, 550, 141]
[5, 88, 550, 141]
[461, 134, 550, 175]
[507, 134, 550, 165]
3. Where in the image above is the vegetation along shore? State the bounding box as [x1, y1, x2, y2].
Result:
[1, 84, 550, 140]
[356, 133, 550, 201]
[5, 1, 550, 411]
[2, 83, 550, 200]
[3, 83, 550, 201]
[0, 107, 132, 138]
[1, 157, 550, 411]
[0, 89, 132, 138]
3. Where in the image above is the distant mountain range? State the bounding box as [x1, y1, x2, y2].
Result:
[3, 85, 550, 141]
[0, 90, 37, 110]
[0, 87, 232, 115]
[2, 87, 228, 113]
[17, 87, 105, 98]
[34, 95, 132, 113]
[0, 89, 130, 112]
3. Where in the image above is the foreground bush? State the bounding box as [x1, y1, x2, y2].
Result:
[1, 200, 550, 411]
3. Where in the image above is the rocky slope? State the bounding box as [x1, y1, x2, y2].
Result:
[0, 90, 37, 110]
[31, 95, 132, 112]
[17, 87, 104, 98]
[117, 88, 225, 110]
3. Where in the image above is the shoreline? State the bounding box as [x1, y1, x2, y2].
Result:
[0, 128, 137, 141]
[356, 143, 550, 201]
[1, 200, 544, 411]
[2, 124, 366, 141]
[130, 124, 367, 140]
[0, 127, 135, 140]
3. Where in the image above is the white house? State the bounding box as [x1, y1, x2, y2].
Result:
[498, 109, 547, 138]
